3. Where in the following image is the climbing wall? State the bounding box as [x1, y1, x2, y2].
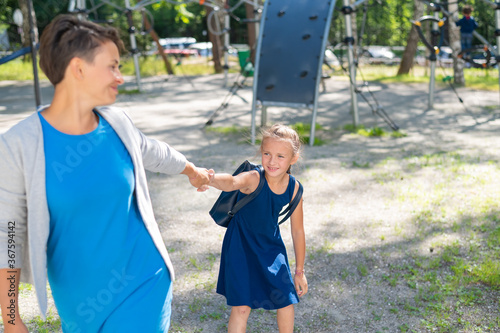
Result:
[254, 0, 337, 106]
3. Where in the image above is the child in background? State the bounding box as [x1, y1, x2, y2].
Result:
[455, 5, 479, 57]
[208, 124, 308, 333]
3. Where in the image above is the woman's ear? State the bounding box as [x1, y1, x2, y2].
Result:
[67, 57, 85, 80]
[291, 154, 299, 165]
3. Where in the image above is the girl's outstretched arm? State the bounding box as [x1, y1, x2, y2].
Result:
[290, 182, 308, 297]
[209, 170, 261, 194]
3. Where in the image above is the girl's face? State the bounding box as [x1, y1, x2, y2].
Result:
[261, 138, 298, 177]
[80, 41, 124, 106]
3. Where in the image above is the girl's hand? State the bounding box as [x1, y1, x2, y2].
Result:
[196, 169, 214, 192]
[294, 270, 308, 297]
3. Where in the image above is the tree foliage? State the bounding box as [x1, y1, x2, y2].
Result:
[328, 0, 496, 48]
[0, 0, 498, 54]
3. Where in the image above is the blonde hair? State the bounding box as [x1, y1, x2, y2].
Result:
[260, 124, 301, 173]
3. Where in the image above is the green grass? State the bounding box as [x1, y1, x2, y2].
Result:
[343, 124, 407, 138]
[0, 59, 48, 81]
[370, 151, 500, 331]
[0, 55, 240, 81]
[205, 122, 328, 146]
[27, 311, 61, 333]
[119, 55, 242, 77]
[339, 64, 499, 91]
[2, 56, 496, 93]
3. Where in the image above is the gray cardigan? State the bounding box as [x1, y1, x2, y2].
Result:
[0, 106, 188, 318]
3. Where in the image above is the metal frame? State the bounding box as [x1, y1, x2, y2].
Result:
[250, 0, 337, 146]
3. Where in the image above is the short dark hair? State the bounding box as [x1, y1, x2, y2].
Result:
[462, 5, 473, 15]
[39, 15, 124, 86]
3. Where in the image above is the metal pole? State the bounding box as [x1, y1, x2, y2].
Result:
[342, 0, 359, 127]
[76, 0, 86, 20]
[428, 0, 440, 109]
[27, 0, 41, 107]
[223, 2, 230, 87]
[124, 0, 142, 91]
[251, 0, 269, 145]
[495, 2, 500, 105]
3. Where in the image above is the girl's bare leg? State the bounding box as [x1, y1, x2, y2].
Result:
[228, 305, 251, 333]
[277, 304, 294, 333]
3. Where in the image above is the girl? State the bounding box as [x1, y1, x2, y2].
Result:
[208, 124, 308, 333]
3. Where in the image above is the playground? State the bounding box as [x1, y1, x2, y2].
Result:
[1, 0, 500, 331]
[0, 71, 499, 332]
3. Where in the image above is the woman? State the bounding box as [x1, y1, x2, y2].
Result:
[0, 14, 210, 332]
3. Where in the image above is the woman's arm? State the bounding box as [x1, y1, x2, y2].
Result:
[0, 135, 30, 332]
[0, 268, 28, 333]
[290, 182, 308, 297]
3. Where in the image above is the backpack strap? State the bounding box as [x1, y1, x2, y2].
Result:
[278, 180, 303, 225]
[228, 165, 265, 218]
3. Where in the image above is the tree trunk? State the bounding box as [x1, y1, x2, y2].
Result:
[18, 0, 38, 61]
[206, 5, 223, 74]
[397, 0, 424, 75]
[143, 13, 175, 75]
[245, 2, 258, 64]
[448, 2, 465, 85]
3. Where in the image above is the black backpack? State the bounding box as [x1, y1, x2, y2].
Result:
[209, 160, 303, 228]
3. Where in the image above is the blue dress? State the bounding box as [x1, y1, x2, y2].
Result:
[216, 171, 299, 310]
[39, 112, 172, 333]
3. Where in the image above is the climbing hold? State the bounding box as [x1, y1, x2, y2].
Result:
[278, 10, 285, 17]
[309, 15, 318, 20]
[266, 84, 275, 91]
[300, 71, 308, 78]
[302, 34, 311, 40]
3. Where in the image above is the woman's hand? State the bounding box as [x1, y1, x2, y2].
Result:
[188, 167, 212, 189]
[196, 170, 215, 192]
[294, 270, 308, 297]
[182, 162, 212, 190]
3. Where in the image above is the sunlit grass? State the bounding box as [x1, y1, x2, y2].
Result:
[0, 58, 48, 81]
[0, 55, 240, 81]
[3, 54, 497, 92]
[332, 64, 499, 91]
[119, 55, 241, 77]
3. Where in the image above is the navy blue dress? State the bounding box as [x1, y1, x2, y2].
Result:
[216, 171, 299, 310]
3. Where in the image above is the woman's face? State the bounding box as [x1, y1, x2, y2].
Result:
[80, 41, 124, 106]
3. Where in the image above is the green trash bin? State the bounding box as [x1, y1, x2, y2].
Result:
[237, 49, 254, 77]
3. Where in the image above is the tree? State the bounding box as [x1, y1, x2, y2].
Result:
[397, 0, 424, 75]
[448, 1, 464, 85]
[18, 0, 37, 61]
[206, 3, 223, 73]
